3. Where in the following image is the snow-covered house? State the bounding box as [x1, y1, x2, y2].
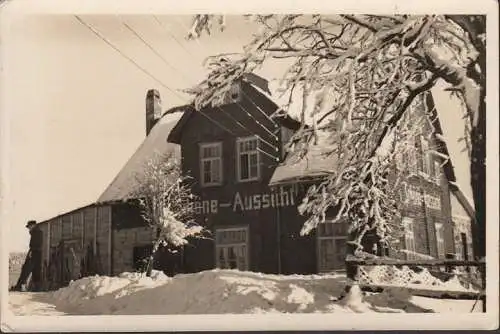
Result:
[33, 75, 475, 289]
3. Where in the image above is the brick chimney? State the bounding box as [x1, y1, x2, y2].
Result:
[146, 89, 162, 135]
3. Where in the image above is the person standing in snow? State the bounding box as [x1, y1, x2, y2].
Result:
[10, 220, 43, 292]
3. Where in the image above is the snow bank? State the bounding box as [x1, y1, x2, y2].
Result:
[49, 269, 347, 315]
[43, 269, 480, 315]
[51, 270, 170, 312]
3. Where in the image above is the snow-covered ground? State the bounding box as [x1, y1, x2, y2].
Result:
[8, 269, 483, 316]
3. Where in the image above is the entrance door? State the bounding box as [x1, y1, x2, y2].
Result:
[318, 237, 347, 272]
[62, 239, 83, 283]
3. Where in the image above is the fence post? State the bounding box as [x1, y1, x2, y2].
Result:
[480, 262, 486, 312]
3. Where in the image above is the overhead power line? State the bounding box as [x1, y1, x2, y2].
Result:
[123, 16, 280, 153]
[74, 15, 237, 137]
[155, 16, 280, 134]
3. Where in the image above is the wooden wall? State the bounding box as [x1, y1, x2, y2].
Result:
[39, 204, 112, 288]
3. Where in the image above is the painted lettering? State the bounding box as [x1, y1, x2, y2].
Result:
[280, 187, 289, 206]
[202, 200, 211, 214]
[261, 194, 270, 208]
[244, 195, 253, 210]
[192, 186, 298, 214]
[211, 200, 218, 214]
[253, 195, 261, 210]
[194, 201, 202, 215]
[233, 192, 244, 211]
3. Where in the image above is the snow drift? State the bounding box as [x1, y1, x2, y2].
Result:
[50, 270, 347, 315]
[37, 269, 481, 315]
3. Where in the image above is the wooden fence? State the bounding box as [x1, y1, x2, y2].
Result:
[345, 255, 486, 312]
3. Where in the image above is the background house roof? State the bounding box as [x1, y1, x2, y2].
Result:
[97, 111, 184, 203]
[270, 93, 476, 222]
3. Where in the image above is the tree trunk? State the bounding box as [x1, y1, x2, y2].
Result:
[145, 253, 155, 277]
[470, 84, 486, 261]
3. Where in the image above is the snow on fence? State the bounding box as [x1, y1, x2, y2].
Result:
[345, 255, 486, 312]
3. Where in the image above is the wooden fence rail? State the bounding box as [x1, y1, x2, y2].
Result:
[345, 255, 486, 312]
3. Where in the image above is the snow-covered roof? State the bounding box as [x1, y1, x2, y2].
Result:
[97, 111, 184, 203]
[269, 131, 337, 186]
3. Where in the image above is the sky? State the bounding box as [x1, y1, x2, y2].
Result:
[1, 13, 473, 252]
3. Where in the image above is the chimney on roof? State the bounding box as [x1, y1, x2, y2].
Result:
[146, 89, 162, 135]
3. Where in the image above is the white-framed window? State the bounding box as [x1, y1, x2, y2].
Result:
[406, 184, 422, 206]
[200, 142, 223, 187]
[317, 220, 349, 272]
[406, 136, 419, 174]
[402, 217, 416, 260]
[453, 215, 474, 260]
[435, 223, 446, 259]
[424, 192, 441, 210]
[433, 160, 442, 184]
[420, 136, 432, 176]
[215, 226, 249, 270]
[237, 136, 260, 182]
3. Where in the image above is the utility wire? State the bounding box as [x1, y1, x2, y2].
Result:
[176, 15, 279, 129]
[75, 15, 236, 137]
[120, 16, 276, 151]
[141, 16, 280, 153]
[166, 16, 280, 133]
[75, 15, 179, 98]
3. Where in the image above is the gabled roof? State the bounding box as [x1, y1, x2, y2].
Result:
[167, 74, 301, 144]
[425, 93, 476, 221]
[97, 111, 184, 203]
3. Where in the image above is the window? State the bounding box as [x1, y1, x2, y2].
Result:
[434, 160, 442, 184]
[402, 217, 416, 260]
[406, 136, 419, 174]
[420, 136, 432, 176]
[406, 184, 422, 206]
[453, 215, 474, 260]
[317, 220, 348, 272]
[435, 223, 445, 259]
[200, 142, 222, 186]
[424, 192, 441, 210]
[237, 136, 260, 182]
[215, 227, 249, 270]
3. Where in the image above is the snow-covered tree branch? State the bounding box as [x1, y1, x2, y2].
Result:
[185, 14, 486, 261]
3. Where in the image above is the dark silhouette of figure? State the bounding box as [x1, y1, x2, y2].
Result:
[10, 220, 43, 291]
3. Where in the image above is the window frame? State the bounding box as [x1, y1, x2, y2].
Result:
[424, 192, 441, 210]
[420, 135, 432, 176]
[215, 226, 250, 271]
[433, 160, 442, 185]
[236, 136, 261, 183]
[435, 223, 446, 259]
[316, 220, 348, 273]
[402, 217, 417, 260]
[199, 142, 223, 187]
[406, 184, 422, 206]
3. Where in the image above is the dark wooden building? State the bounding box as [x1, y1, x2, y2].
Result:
[34, 75, 476, 289]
